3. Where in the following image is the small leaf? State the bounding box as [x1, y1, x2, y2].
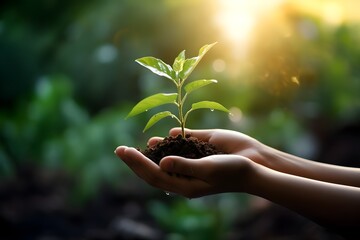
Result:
[173, 50, 185, 73]
[179, 57, 197, 80]
[143, 111, 177, 132]
[126, 93, 177, 118]
[191, 101, 229, 113]
[198, 42, 217, 57]
[184, 79, 218, 94]
[136, 57, 176, 81]
[179, 42, 217, 80]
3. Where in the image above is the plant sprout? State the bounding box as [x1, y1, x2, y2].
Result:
[127, 42, 229, 137]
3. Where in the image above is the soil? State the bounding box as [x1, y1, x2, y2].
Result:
[141, 134, 223, 165]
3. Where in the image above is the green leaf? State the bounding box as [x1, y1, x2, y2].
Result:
[199, 42, 218, 56]
[173, 50, 185, 73]
[191, 101, 229, 113]
[184, 79, 218, 94]
[143, 111, 178, 132]
[136, 57, 176, 81]
[179, 57, 197, 80]
[179, 42, 217, 80]
[126, 93, 178, 118]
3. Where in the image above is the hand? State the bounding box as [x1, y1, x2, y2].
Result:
[116, 128, 360, 235]
[149, 128, 268, 166]
[115, 128, 258, 198]
[160, 129, 360, 188]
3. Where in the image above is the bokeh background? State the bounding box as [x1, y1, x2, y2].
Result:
[1, 0, 359, 239]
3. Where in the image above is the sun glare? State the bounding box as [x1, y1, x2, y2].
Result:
[215, 0, 359, 50]
[212, 0, 360, 76]
[323, 2, 344, 25]
[215, 0, 284, 50]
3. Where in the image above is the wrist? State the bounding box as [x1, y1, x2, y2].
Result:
[251, 141, 278, 169]
[242, 160, 265, 194]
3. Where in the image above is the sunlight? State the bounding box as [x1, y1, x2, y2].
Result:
[215, 0, 359, 51]
[293, 1, 345, 26]
[212, 0, 360, 78]
[216, 10, 254, 45]
[323, 2, 344, 25]
[215, 0, 284, 50]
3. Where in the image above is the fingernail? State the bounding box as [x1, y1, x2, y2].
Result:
[114, 146, 122, 155]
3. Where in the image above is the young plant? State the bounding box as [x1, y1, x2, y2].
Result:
[127, 42, 229, 137]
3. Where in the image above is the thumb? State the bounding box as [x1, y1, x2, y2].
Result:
[160, 156, 203, 178]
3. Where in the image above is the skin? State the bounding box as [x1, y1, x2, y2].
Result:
[115, 128, 360, 237]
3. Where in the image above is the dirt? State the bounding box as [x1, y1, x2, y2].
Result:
[141, 134, 223, 165]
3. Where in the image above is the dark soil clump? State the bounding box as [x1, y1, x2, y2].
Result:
[141, 134, 223, 165]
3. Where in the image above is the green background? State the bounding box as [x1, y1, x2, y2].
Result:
[1, 0, 359, 239]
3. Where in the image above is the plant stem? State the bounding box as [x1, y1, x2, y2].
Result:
[177, 80, 185, 138]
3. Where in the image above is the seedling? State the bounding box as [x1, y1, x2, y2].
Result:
[127, 42, 229, 137]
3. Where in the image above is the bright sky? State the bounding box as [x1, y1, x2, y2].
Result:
[214, 0, 284, 46]
[215, 0, 360, 48]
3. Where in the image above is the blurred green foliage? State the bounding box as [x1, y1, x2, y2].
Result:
[148, 194, 248, 239]
[1, 0, 360, 238]
[0, 76, 138, 201]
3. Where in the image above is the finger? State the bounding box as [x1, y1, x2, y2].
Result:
[168, 128, 183, 136]
[171, 178, 212, 198]
[114, 145, 127, 157]
[116, 146, 157, 171]
[169, 128, 214, 142]
[147, 137, 163, 147]
[116, 147, 209, 197]
[117, 147, 169, 186]
[116, 147, 215, 198]
[160, 155, 208, 179]
[164, 175, 212, 198]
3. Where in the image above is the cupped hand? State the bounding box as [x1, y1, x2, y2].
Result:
[149, 128, 267, 165]
[115, 129, 258, 198]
